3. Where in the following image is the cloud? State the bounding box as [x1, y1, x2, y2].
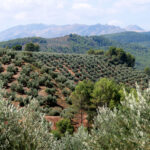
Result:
[72, 3, 92, 10]
[0, 0, 149, 31]
[108, 20, 124, 27]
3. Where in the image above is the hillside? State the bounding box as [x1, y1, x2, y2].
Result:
[0, 48, 149, 105]
[0, 34, 115, 53]
[104, 31, 150, 44]
[0, 24, 126, 41]
[0, 48, 149, 131]
[1, 33, 150, 69]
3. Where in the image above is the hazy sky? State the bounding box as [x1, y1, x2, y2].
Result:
[0, 0, 149, 31]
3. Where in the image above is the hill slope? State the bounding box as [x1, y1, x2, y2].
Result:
[0, 33, 150, 69]
[104, 32, 150, 44]
[0, 49, 149, 128]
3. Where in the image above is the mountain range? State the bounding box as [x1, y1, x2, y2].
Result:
[0, 24, 145, 42]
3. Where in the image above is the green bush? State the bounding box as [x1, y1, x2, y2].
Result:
[45, 88, 55, 95]
[25, 43, 40, 52]
[18, 74, 29, 86]
[48, 107, 62, 116]
[27, 88, 38, 97]
[46, 95, 57, 107]
[45, 80, 54, 88]
[11, 83, 17, 91]
[27, 80, 39, 89]
[7, 65, 18, 74]
[62, 89, 70, 96]
[16, 84, 24, 94]
[1, 55, 11, 64]
[0, 97, 55, 150]
[12, 45, 22, 51]
[53, 119, 74, 138]
[13, 58, 23, 66]
[0, 64, 4, 72]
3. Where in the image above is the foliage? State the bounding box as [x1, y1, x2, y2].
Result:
[0, 64, 4, 72]
[87, 49, 104, 55]
[1, 33, 150, 69]
[144, 67, 150, 76]
[0, 93, 55, 150]
[7, 65, 18, 74]
[92, 78, 121, 108]
[1, 80, 150, 149]
[106, 46, 135, 67]
[12, 45, 22, 51]
[1, 55, 11, 64]
[25, 43, 40, 52]
[71, 80, 94, 123]
[86, 85, 150, 149]
[52, 119, 74, 139]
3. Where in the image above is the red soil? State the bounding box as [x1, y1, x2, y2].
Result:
[72, 112, 88, 131]
[45, 116, 62, 130]
[39, 86, 48, 97]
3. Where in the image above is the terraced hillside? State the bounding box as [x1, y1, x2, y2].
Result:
[0, 49, 148, 101]
[0, 48, 149, 129]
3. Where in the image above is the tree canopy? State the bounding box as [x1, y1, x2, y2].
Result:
[71, 80, 94, 123]
[144, 67, 150, 76]
[12, 45, 22, 51]
[25, 43, 40, 52]
[92, 78, 121, 109]
[106, 46, 135, 67]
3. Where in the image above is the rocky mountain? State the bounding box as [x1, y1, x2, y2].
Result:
[126, 25, 145, 32]
[0, 24, 126, 41]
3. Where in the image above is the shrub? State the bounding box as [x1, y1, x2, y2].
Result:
[41, 65, 50, 74]
[27, 88, 38, 97]
[65, 97, 72, 105]
[52, 119, 74, 138]
[12, 45, 22, 51]
[56, 75, 67, 83]
[46, 95, 57, 107]
[0, 97, 54, 149]
[1, 55, 11, 64]
[45, 88, 55, 95]
[48, 107, 62, 116]
[62, 89, 70, 96]
[36, 96, 46, 106]
[21, 65, 32, 76]
[18, 74, 29, 86]
[60, 108, 75, 119]
[11, 83, 17, 91]
[25, 43, 40, 52]
[0, 64, 3, 72]
[16, 97, 24, 107]
[16, 84, 24, 94]
[13, 58, 23, 67]
[27, 80, 39, 89]
[45, 80, 53, 88]
[7, 65, 18, 74]
[39, 75, 49, 86]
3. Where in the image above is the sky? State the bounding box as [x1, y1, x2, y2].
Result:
[0, 0, 149, 31]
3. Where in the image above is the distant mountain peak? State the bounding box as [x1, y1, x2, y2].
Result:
[126, 25, 145, 32]
[0, 23, 145, 42]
